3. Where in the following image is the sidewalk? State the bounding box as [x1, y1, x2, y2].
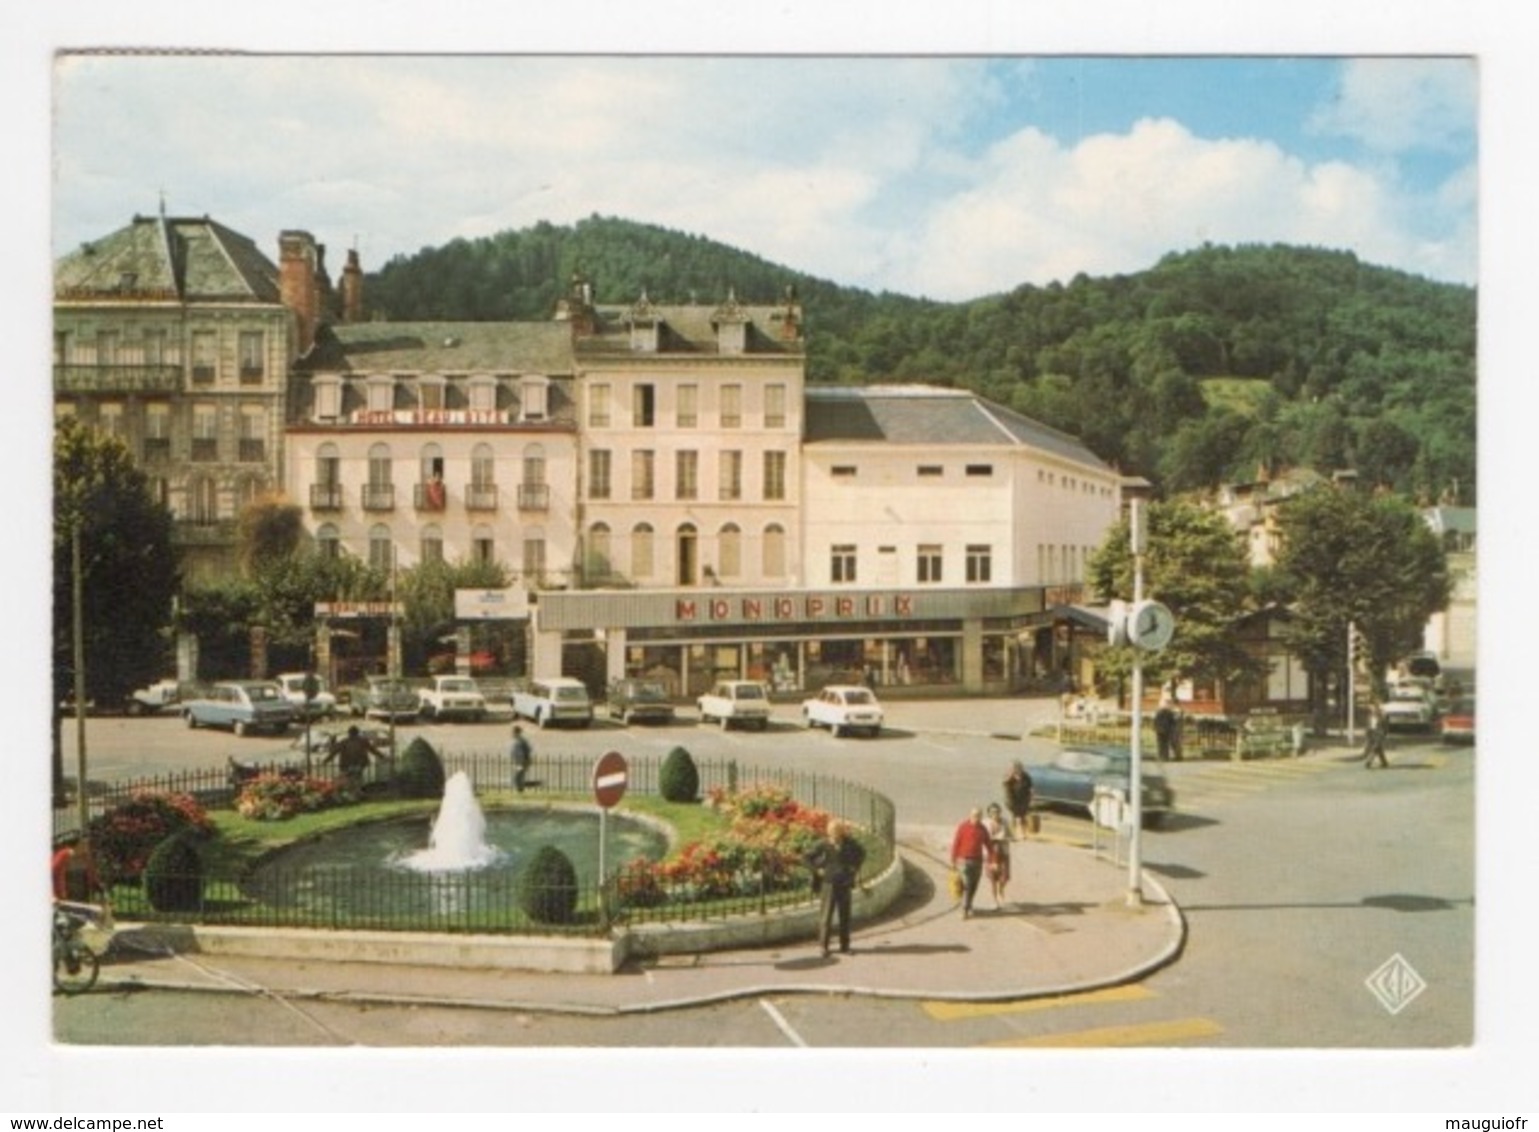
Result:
[93, 827, 1184, 1015]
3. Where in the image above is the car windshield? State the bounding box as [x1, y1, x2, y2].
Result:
[843, 690, 876, 704]
[442, 679, 476, 692]
[555, 687, 587, 701]
[1055, 749, 1120, 774]
[246, 685, 281, 702]
[735, 685, 765, 700]
[633, 683, 666, 699]
[1390, 688, 1427, 703]
[375, 679, 408, 693]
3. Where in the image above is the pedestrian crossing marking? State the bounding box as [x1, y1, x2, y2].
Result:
[922, 983, 1155, 1021]
[985, 1016, 1224, 1047]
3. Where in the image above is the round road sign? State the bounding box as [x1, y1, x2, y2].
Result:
[592, 750, 628, 809]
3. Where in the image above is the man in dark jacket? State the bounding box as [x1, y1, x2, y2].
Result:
[510, 725, 533, 793]
[806, 820, 866, 957]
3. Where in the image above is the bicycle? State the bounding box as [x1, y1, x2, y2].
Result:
[52, 905, 102, 995]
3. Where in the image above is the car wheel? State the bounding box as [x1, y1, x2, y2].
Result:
[802, 712, 813, 729]
[831, 722, 843, 738]
[184, 712, 197, 729]
[756, 719, 769, 732]
[233, 720, 248, 737]
[537, 709, 549, 729]
[720, 714, 731, 730]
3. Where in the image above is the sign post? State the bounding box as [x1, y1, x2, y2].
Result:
[591, 751, 629, 891]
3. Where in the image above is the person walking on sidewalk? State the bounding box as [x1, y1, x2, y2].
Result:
[1003, 760, 1034, 839]
[1154, 697, 1179, 762]
[806, 820, 865, 956]
[1363, 701, 1389, 769]
[951, 807, 993, 919]
[509, 724, 533, 792]
[983, 803, 1012, 909]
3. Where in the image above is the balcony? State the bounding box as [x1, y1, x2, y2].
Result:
[414, 481, 448, 511]
[517, 483, 550, 511]
[465, 483, 499, 512]
[190, 365, 216, 385]
[53, 364, 181, 395]
[142, 438, 172, 463]
[239, 365, 265, 385]
[238, 440, 266, 463]
[361, 484, 396, 512]
[190, 439, 218, 463]
[310, 484, 344, 511]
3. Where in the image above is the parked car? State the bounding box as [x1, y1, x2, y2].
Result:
[126, 678, 183, 716]
[1394, 652, 1445, 693]
[348, 675, 421, 723]
[418, 675, 488, 722]
[275, 672, 338, 720]
[697, 680, 772, 731]
[801, 684, 884, 737]
[182, 680, 296, 737]
[1025, 745, 1175, 829]
[1439, 696, 1476, 745]
[511, 677, 594, 729]
[1381, 685, 1438, 732]
[607, 678, 675, 725]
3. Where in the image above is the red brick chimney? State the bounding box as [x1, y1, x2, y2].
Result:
[341, 247, 364, 323]
[279, 230, 322, 356]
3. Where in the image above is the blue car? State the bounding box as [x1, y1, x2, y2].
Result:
[1026, 745, 1175, 829]
[183, 680, 296, 737]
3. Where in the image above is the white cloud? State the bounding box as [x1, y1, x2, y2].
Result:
[1310, 57, 1478, 154]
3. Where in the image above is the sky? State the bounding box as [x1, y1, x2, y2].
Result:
[51, 53, 1478, 301]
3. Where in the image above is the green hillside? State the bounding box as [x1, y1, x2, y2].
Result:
[366, 218, 1476, 503]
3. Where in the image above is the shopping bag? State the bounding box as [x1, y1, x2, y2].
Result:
[947, 869, 965, 902]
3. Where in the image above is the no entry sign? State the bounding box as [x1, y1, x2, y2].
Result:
[592, 750, 628, 809]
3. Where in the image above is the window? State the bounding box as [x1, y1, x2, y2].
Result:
[418, 377, 445, 411]
[588, 383, 611, 428]
[144, 403, 171, 461]
[718, 524, 742, 578]
[633, 383, 655, 427]
[832, 465, 857, 478]
[631, 523, 655, 579]
[417, 524, 442, 564]
[632, 449, 655, 500]
[190, 331, 216, 384]
[96, 331, 120, 365]
[677, 384, 698, 428]
[473, 525, 496, 567]
[238, 331, 264, 382]
[966, 464, 994, 477]
[143, 329, 167, 365]
[316, 523, 341, 559]
[765, 384, 787, 429]
[519, 443, 548, 510]
[763, 524, 787, 578]
[366, 377, 395, 414]
[312, 444, 342, 510]
[364, 442, 394, 510]
[522, 533, 546, 583]
[720, 384, 742, 428]
[96, 402, 124, 440]
[191, 403, 218, 462]
[417, 444, 446, 510]
[919, 465, 944, 478]
[519, 375, 549, 422]
[918, 544, 943, 584]
[314, 378, 341, 420]
[189, 476, 218, 524]
[831, 544, 857, 584]
[368, 524, 393, 571]
[235, 476, 263, 512]
[238, 405, 266, 462]
[966, 544, 992, 584]
[676, 450, 699, 500]
[763, 450, 787, 501]
[586, 523, 612, 580]
[468, 377, 497, 413]
[719, 450, 743, 501]
[469, 443, 497, 510]
[589, 449, 612, 500]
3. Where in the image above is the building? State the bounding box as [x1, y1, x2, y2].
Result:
[1421, 505, 1476, 671]
[53, 213, 309, 581]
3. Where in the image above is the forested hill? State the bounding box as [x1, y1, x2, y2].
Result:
[366, 216, 1476, 503]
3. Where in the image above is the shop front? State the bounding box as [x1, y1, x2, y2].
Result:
[531, 586, 1055, 699]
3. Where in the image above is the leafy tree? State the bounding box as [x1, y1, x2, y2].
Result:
[53, 420, 178, 799]
[1086, 499, 1264, 698]
[236, 495, 304, 574]
[1270, 484, 1450, 718]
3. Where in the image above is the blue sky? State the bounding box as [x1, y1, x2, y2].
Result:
[50, 53, 1477, 301]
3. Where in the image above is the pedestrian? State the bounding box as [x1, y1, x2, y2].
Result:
[1154, 697, 1178, 762]
[1003, 760, 1034, 840]
[950, 807, 993, 919]
[322, 724, 385, 791]
[983, 803, 1012, 908]
[510, 724, 533, 793]
[1363, 702, 1389, 769]
[806, 819, 866, 957]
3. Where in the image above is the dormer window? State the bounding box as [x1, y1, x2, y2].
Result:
[468, 376, 498, 413]
[712, 289, 749, 355]
[628, 292, 661, 352]
[365, 375, 395, 414]
[518, 374, 550, 422]
[314, 376, 341, 421]
[418, 376, 446, 411]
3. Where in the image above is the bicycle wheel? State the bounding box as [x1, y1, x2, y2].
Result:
[53, 940, 99, 995]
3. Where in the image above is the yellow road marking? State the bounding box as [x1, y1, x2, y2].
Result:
[922, 983, 1155, 1021]
[986, 1016, 1224, 1047]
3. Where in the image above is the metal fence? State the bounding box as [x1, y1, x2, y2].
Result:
[54, 747, 896, 937]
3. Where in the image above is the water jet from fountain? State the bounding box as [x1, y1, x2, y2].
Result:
[401, 770, 503, 871]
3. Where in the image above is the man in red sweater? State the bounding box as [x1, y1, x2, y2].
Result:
[951, 807, 993, 919]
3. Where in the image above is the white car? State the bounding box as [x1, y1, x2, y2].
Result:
[419, 675, 488, 722]
[1381, 686, 1438, 732]
[511, 677, 594, 729]
[801, 685, 884, 737]
[697, 680, 772, 731]
[276, 672, 338, 720]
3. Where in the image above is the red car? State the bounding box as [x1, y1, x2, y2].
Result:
[1440, 696, 1475, 745]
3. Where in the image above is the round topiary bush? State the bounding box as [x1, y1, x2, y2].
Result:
[659, 745, 700, 803]
[394, 736, 446, 799]
[143, 830, 204, 913]
[519, 845, 579, 924]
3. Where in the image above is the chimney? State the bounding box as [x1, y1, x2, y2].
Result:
[555, 269, 597, 337]
[314, 243, 335, 322]
[341, 248, 364, 323]
[777, 284, 802, 342]
[279, 230, 321, 356]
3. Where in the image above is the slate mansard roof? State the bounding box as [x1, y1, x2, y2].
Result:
[803, 384, 1114, 471]
[300, 321, 577, 376]
[54, 214, 283, 304]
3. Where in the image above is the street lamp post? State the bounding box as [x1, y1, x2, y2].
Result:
[1124, 479, 1152, 907]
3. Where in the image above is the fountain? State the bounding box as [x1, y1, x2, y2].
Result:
[400, 771, 502, 872]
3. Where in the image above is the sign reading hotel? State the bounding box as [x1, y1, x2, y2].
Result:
[675, 593, 915, 624]
[352, 408, 510, 426]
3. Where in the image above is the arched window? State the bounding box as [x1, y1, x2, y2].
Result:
[316, 523, 341, 559]
[677, 523, 698, 586]
[632, 523, 654, 580]
[472, 523, 496, 567]
[420, 523, 443, 564]
[718, 523, 742, 579]
[587, 522, 612, 582]
[763, 524, 787, 578]
[419, 443, 445, 509]
[365, 442, 394, 510]
[368, 524, 393, 571]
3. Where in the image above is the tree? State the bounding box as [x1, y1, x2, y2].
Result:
[1086, 499, 1264, 697]
[236, 495, 304, 574]
[1271, 484, 1450, 720]
[53, 419, 178, 798]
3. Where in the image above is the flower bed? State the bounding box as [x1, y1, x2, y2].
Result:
[234, 772, 354, 821]
[88, 790, 215, 882]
